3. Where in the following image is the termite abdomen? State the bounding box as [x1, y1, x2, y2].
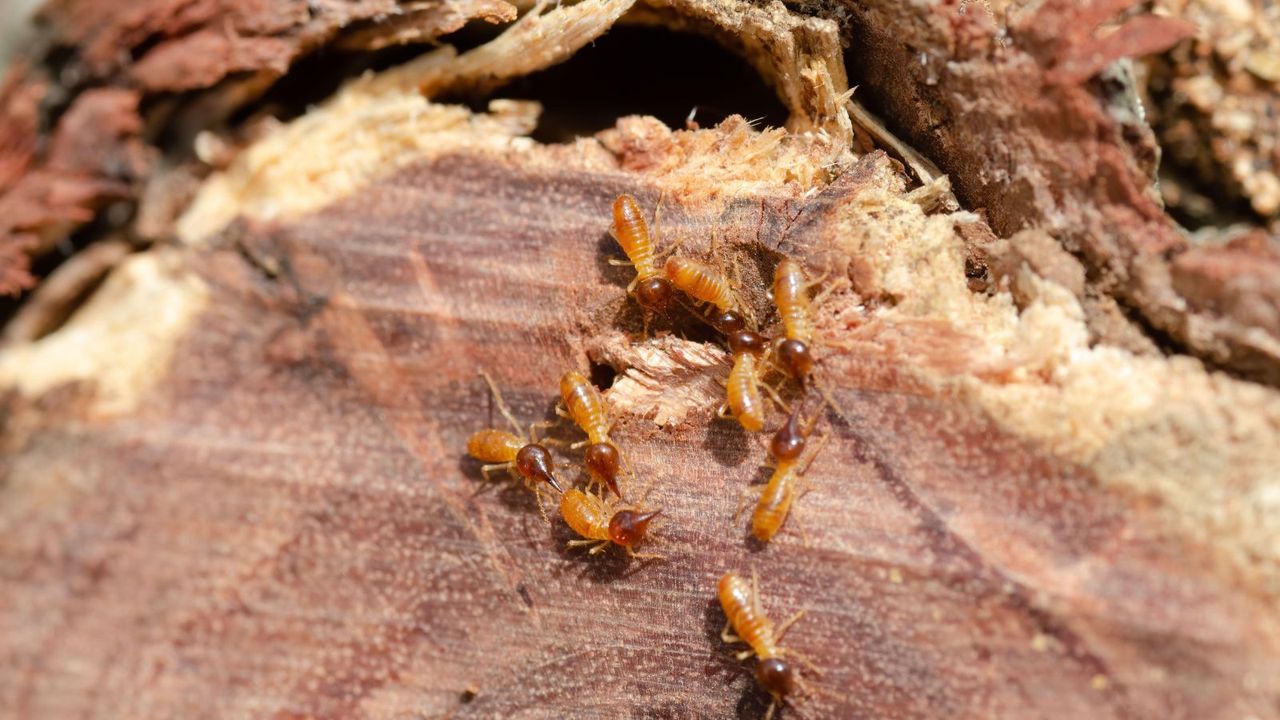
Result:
[665, 256, 734, 312]
[612, 195, 651, 266]
[727, 353, 765, 432]
[611, 194, 673, 313]
[466, 429, 523, 463]
[560, 370, 610, 442]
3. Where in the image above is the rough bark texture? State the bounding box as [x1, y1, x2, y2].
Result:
[2, 1, 1280, 719]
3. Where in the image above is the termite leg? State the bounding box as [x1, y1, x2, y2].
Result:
[814, 379, 856, 428]
[555, 405, 573, 421]
[570, 439, 588, 450]
[797, 520, 812, 549]
[607, 257, 633, 267]
[626, 548, 664, 561]
[785, 648, 824, 677]
[735, 649, 755, 662]
[528, 420, 557, 443]
[776, 610, 807, 642]
[480, 463, 513, 481]
[760, 379, 788, 413]
[799, 433, 831, 476]
[585, 476, 611, 498]
[763, 700, 778, 720]
[750, 570, 764, 620]
[651, 189, 670, 255]
[567, 539, 600, 551]
[732, 491, 753, 524]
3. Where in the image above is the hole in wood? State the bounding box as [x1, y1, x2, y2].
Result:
[589, 358, 618, 391]
[441, 25, 790, 143]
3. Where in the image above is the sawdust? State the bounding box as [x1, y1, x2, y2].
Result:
[817, 156, 1280, 595]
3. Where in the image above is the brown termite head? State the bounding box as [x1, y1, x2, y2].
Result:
[710, 309, 746, 334]
[608, 509, 661, 547]
[770, 409, 806, 462]
[515, 444, 562, 492]
[584, 441, 622, 497]
[635, 277, 674, 313]
[755, 657, 797, 699]
[776, 338, 814, 379]
[728, 330, 768, 356]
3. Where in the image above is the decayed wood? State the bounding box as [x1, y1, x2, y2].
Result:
[2, 0, 1280, 718]
[841, 0, 1280, 385]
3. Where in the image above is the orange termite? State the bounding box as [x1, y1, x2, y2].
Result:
[772, 258, 816, 380]
[718, 571, 811, 720]
[720, 330, 770, 432]
[559, 370, 625, 497]
[664, 255, 736, 313]
[751, 401, 827, 542]
[560, 488, 662, 558]
[466, 372, 563, 515]
[611, 194, 673, 313]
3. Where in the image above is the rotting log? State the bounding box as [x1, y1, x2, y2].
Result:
[2, 0, 1280, 718]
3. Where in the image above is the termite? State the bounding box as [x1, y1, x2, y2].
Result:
[718, 570, 813, 720]
[720, 330, 771, 432]
[560, 488, 662, 559]
[665, 255, 736, 315]
[751, 401, 827, 542]
[772, 258, 817, 381]
[465, 372, 563, 517]
[610, 194, 674, 314]
[559, 370, 625, 498]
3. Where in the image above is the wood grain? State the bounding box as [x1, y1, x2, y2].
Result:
[2, 0, 1279, 718]
[2, 150, 1276, 718]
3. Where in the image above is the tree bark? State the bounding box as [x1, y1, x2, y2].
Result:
[2, 1, 1279, 718]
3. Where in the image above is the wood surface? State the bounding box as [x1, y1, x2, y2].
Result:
[2, 0, 1279, 718]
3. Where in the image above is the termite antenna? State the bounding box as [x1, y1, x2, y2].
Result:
[479, 369, 525, 440]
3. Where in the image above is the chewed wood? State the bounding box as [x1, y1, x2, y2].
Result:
[0, 151, 1274, 719]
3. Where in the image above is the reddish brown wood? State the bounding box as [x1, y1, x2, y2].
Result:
[1, 0, 1279, 718]
[0, 151, 1275, 717]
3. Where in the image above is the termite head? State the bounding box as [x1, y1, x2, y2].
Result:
[636, 277, 674, 313]
[776, 339, 813, 379]
[728, 330, 768, 356]
[755, 657, 796, 699]
[608, 509, 661, 547]
[710, 309, 746, 334]
[584, 442, 621, 496]
[515, 444, 562, 492]
[770, 409, 806, 462]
